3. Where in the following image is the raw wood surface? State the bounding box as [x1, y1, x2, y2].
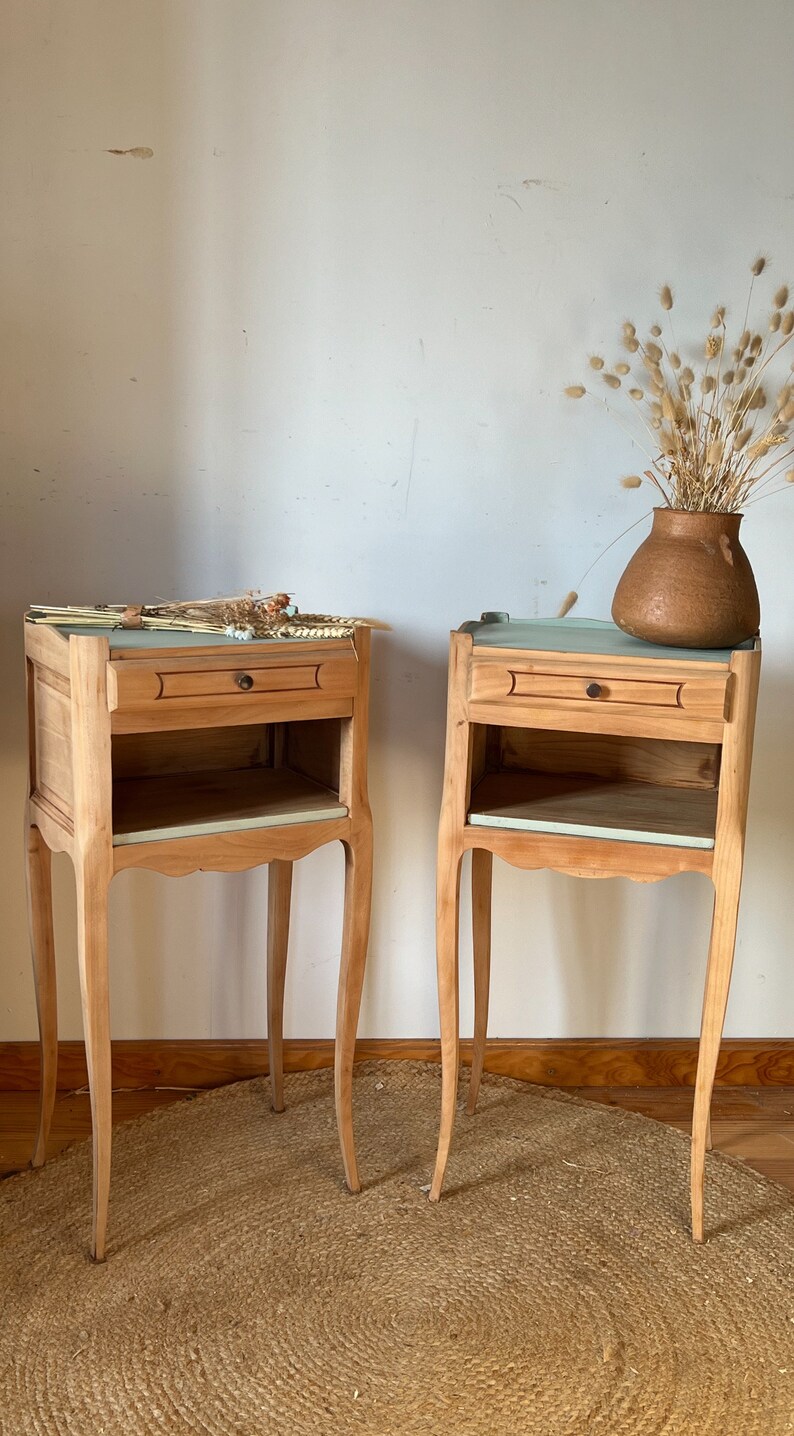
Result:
[108, 650, 356, 709]
[111, 725, 270, 778]
[468, 771, 718, 846]
[112, 818, 352, 875]
[112, 767, 348, 845]
[499, 729, 720, 790]
[266, 860, 293, 1114]
[110, 692, 354, 735]
[468, 696, 725, 744]
[691, 643, 761, 1242]
[69, 634, 115, 1261]
[461, 826, 714, 880]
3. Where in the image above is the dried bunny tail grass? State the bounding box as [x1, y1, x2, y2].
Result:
[782, 311, 794, 336]
[680, 366, 695, 385]
[707, 439, 724, 465]
[770, 310, 782, 332]
[588, 355, 605, 370]
[645, 341, 663, 362]
[701, 374, 716, 394]
[787, 470, 794, 483]
[628, 387, 644, 400]
[734, 426, 753, 450]
[774, 285, 789, 309]
[614, 362, 631, 375]
[722, 369, 735, 385]
[565, 384, 586, 398]
[649, 324, 662, 338]
[705, 334, 722, 358]
[659, 284, 674, 310]
[622, 335, 640, 352]
[620, 475, 642, 488]
[603, 373, 621, 389]
[557, 590, 578, 618]
[711, 306, 726, 327]
[670, 352, 681, 369]
[751, 254, 769, 276]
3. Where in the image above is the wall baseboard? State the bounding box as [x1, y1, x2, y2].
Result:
[1, 1038, 793, 1092]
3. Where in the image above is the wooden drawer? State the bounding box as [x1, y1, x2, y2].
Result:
[107, 649, 358, 732]
[468, 656, 731, 736]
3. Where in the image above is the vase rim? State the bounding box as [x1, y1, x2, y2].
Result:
[652, 506, 745, 518]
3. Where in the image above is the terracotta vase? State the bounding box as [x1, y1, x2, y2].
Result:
[611, 508, 760, 648]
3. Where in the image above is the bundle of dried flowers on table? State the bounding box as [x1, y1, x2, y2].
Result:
[26, 593, 386, 641]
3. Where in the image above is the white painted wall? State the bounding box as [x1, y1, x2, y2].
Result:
[2, 0, 793, 1044]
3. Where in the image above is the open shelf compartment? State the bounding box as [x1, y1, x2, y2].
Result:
[467, 727, 721, 849]
[111, 718, 347, 846]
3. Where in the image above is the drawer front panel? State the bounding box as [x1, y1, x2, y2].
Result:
[469, 659, 730, 726]
[508, 671, 680, 707]
[158, 663, 322, 700]
[108, 652, 357, 716]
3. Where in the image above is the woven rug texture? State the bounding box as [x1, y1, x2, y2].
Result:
[1, 1061, 793, 1434]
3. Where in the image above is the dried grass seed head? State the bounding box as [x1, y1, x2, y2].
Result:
[589, 355, 605, 370]
[774, 285, 789, 309]
[752, 254, 768, 276]
[782, 311, 794, 336]
[603, 373, 621, 388]
[659, 285, 674, 310]
[565, 384, 586, 398]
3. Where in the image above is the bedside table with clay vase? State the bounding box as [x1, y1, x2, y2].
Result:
[429, 615, 760, 1242]
[24, 619, 374, 1260]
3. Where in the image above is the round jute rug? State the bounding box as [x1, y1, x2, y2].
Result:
[1, 1063, 793, 1435]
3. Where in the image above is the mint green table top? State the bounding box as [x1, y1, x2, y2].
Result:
[460, 615, 751, 664]
[26, 621, 325, 650]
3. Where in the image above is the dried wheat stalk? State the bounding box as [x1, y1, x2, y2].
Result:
[27, 592, 386, 641]
[566, 257, 794, 512]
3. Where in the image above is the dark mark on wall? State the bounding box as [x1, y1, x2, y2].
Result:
[106, 147, 154, 159]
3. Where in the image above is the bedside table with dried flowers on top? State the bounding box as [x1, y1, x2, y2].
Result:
[24, 594, 380, 1260]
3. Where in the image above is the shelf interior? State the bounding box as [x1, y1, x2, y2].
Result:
[112, 767, 348, 846]
[468, 771, 718, 849]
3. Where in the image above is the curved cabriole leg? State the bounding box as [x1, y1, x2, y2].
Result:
[75, 859, 112, 1262]
[27, 822, 58, 1168]
[267, 859, 293, 1113]
[690, 875, 741, 1243]
[334, 823, 373, 1192]
[467, 848, 493, 1115]
[429, 844, 462, 1201]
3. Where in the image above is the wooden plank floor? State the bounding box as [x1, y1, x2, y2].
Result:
[1, 1084, 793, 1190]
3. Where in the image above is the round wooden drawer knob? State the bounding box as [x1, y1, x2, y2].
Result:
[585, 682, 603, 699]
[236, 673, 255, 690]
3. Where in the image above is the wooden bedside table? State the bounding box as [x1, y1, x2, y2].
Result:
[429, 615, 760, 1242]
[24, 620, 374, 1260]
